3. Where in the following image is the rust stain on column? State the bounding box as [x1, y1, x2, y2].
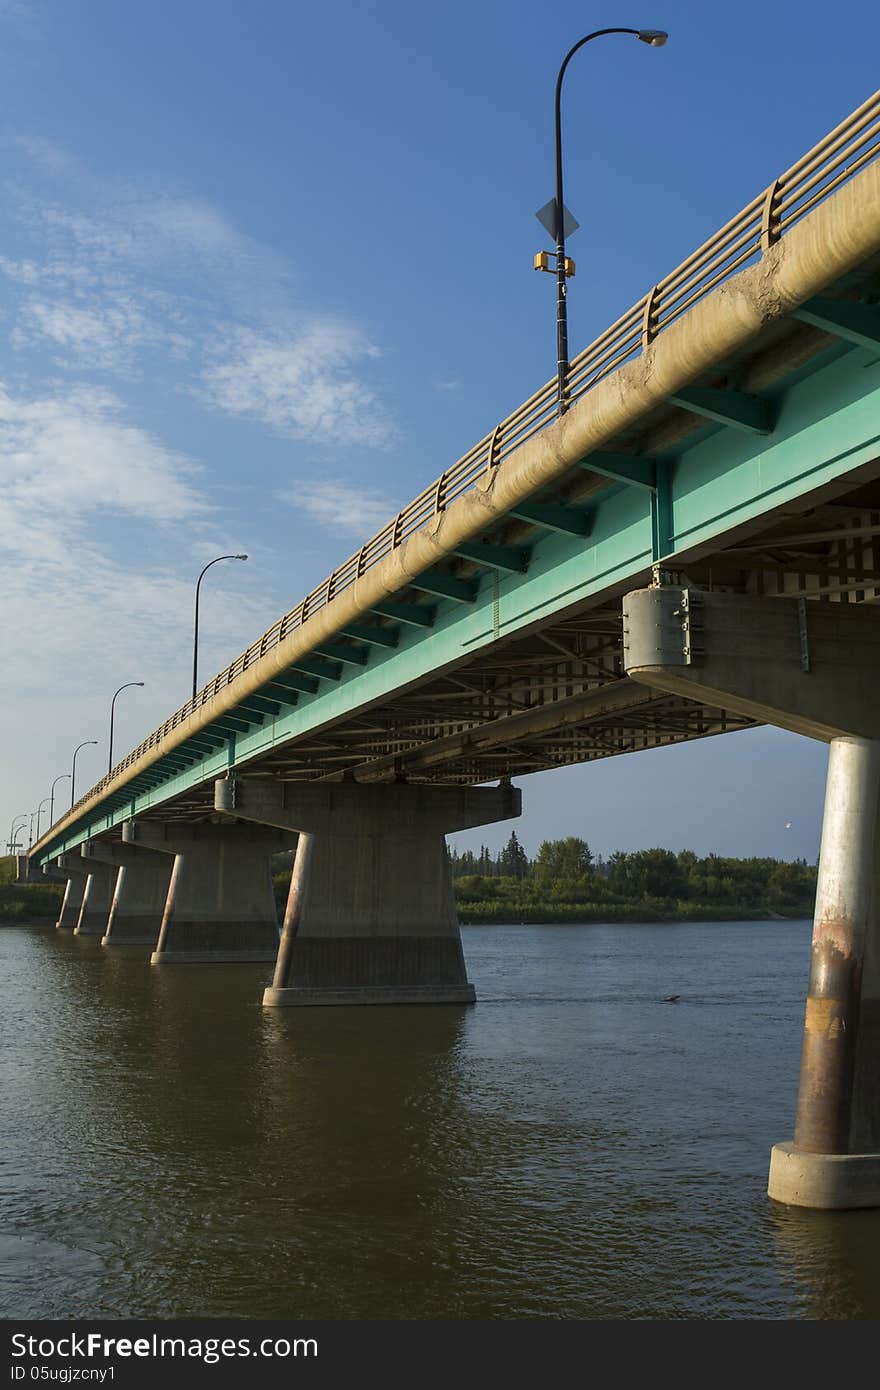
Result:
[794, 931, 863, 1154]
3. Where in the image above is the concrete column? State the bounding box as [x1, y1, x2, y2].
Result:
[81, 840, 173, 947]
[624, 585, 880, 1208]
[52, 855, 90, 930]
[123, 820, 296, 964]
[213, 776, 522, 1007]
[71, 847, 117, 937]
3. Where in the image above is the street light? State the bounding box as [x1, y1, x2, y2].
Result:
[71, 740, 98, 809]
[192, 554, 248, 701]
[34, 797, 51, 842]
[7, 815, 27, 855]
[109, 682, 145, 775]
[49, 774, 71, 828]
[536, 26, 668, 416]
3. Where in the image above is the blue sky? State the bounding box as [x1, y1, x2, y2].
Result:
[2, 0, 877, 861]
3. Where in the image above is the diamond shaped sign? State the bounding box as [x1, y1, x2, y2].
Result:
[535, 198, 580, 241]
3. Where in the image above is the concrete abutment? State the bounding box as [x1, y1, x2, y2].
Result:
[213, 777, 521, 1006]
[624, 585, 880, 1209]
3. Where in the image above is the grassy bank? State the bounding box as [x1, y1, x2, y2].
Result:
[0, 856, 63, 923]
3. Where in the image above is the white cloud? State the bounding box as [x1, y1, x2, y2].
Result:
[1, 147, 394, 446]
[434, 378, 462, 392]
[285, 479, 398, 538]
[0, 380, 265, 732]
[0, 380, 203, 527]
[12, 296, 174, 372]
[203, 322, 395, 446]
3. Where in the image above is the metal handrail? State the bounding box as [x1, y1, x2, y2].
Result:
[59, 87, 880, 827]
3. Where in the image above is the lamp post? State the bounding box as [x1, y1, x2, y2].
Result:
[540, 26, 667, 416]
[7, 815, 27, 855]
[192, 554, 248, 702]
[108, 682, 145, 775]
[71, 740, 98, 809]
[49, 774, 71, 828]
[34, 797, 51, 842]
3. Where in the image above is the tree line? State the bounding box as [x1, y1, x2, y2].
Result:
[447, 833, 817, 922]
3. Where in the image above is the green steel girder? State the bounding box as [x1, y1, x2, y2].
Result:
[286, 659, 339, 684]
[452, 542, 531, 574]
[580, 452, 657, 490]
[263, 682, 301, 705]
[271, 672, 320, 695]
[370, 600, 435, 627]
[206, 714, 257, 733]
[340, 623, 400, 649]
[669, 386, 773, 434]
[312, 642, 369, 667]
[236, 700, 280, 720]
[791, 295, 880, 350]
[508, 501, 594, 536]
[407, 569, 478, 603]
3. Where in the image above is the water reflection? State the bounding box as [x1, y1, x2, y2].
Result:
[769, 1203, 880, 1319]
[3, 920, 880, 1318]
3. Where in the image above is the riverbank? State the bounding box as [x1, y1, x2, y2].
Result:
[457, 902, 812, 924]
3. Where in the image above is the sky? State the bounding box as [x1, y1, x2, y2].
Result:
[1, 0, 877, 863]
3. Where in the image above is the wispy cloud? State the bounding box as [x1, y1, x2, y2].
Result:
[1, 142, 397, 445]
[0, 380, 203, 527]
[434, 378, 462, 392]
[12, 296, 184, 373]
[0, 379, 264, 712]
[203, 323, 396, 446]
[283, 478, 399, 538]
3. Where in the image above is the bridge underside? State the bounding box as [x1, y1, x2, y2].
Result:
[123, 266, 880, 825]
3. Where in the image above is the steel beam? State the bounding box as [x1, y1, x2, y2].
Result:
[791, 295, 880, 351]
[369, 601, 434, 627]
[507, 500, 593, 536]
[407, 569, 478, 603]
[669, 385, 773, 434]
[340, 624, 400, 648]
[579, 452, 657, 490]
[452, 542, 530, 574]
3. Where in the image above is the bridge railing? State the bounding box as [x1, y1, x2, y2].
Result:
[56, 85, 880, 832]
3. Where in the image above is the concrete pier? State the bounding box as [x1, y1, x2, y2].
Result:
[213, 776, 521, 1007]
[123, 820, 296, 963]
[624, 585, 880, 1208]
[69, 848, 116, 937]
[79, 840, 173, 946]
[53, 855, 90, 930]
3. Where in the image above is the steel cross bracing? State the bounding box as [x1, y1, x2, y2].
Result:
[30, 86, 880, 864]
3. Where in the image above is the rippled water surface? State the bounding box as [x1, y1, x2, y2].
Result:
[2, 919, 879, 1320]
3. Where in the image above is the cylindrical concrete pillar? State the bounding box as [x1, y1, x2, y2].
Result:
[793, 736, 880, 1154]
[769, 736, 880, 1208]
[75, 862, 117, 936]
[56, 873, 87, 930]
[271, 833, 313, 989]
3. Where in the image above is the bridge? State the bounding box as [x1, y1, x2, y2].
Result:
[25, 87, 880, 1210]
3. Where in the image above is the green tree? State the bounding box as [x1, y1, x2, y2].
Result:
[534, 837, 593, 883]
[499, 831, 529, 880]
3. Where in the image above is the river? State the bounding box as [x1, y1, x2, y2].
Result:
[2, 919, 879, 1320]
